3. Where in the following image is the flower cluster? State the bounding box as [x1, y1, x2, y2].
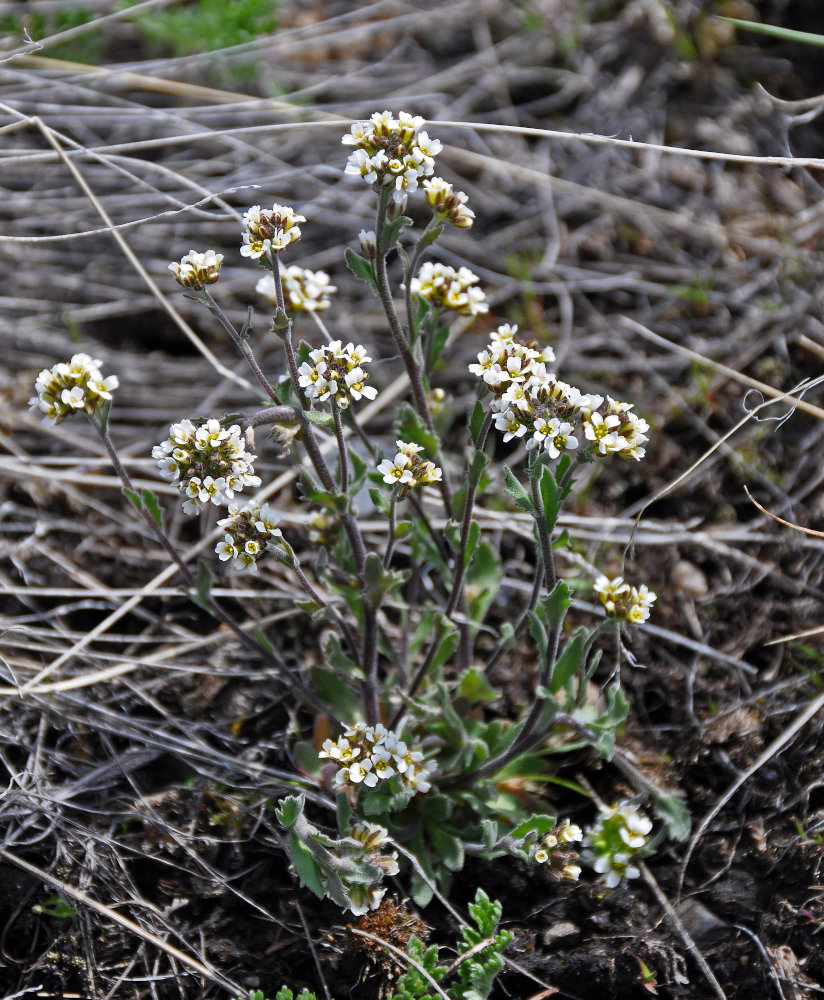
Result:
[215, 500, 282, 572]
[168, 250, 223, 290]
[377, 440, 443, 494]
[469, 324, 649, 461]
[298, 340, 377, 408]
[593, 576, 657, 624]
[30, 353, 119, 426]
[583, 801, 653, 888]
[527, 819, 583, 881]
[410, 262, 488, 317]
[319, 722, 437, 794]
[422, 177, 475, 228]
[343, 110, 442, 208]
[241, 203, 305, 260]
[256, 267, 337, 313]
[343, 823, 400, 915]
[152, 418, 261, 515]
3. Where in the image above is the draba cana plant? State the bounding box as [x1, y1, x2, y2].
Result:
[31, 109, 688, 917]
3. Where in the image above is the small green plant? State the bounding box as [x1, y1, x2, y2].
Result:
[247, 888, 510, 1000]
[30, 110, 687, 924]
[32, 894, 78, 919]
[122, 0, 278, 57]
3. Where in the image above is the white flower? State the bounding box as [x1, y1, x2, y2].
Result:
[342, 110, 442, 199]
[169, 249, 223, 289]
[153, 419, 260, 514]
[30, 353, 119, 426]
[376, 442, 441, 493]
[241, 203, 305, 258]
[257, 267, 337, 312]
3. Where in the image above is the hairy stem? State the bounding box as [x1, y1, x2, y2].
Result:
[331, 401, 349, 494]
[100, 420, 339, 725]
[202, 290, 282, 405]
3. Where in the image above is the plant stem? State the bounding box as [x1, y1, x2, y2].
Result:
[383, 495, 397, 569]
[373, 189, 453, 515]
[331, 401, 349, 494]
[202, 290, 282, 405]
[99, 420, 339, 726]
[245, 405, 300, 428]
[389, 616, 448, 730]
[445, 411, 493, 618]
[484, 561, 544, 673]
[529, 453, 557, 593]
[362, 604, 380, 726]
[272, 254, 367, 579]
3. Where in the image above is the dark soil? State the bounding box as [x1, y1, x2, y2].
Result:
[2, 2, 824, 999]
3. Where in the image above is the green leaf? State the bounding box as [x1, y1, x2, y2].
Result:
[359, 791, 394, 816]
[459, 667, 499, 703]
[427, 824, 465, 872]
[344, 247, 376, 286]
[503, 466, 535, 515]
[468, 448, 489, 488]
[369, 487, 391, 515]
[538, 463, 562, 531]
[420, 793, 454, 822]
[549, 627, 586, 695]
[325, 632, 361, 678]
[540, 580, 572, 633]
[466, 541, 503, 625]
[349, 448, 367, 494]
[288, 832, 326, 898]
[275, 793, 305, 829]
[98, 398, 113, 431]
[311, 666, 361, 725]
[122, 486, 143, 512]
[382, 214, 413, 251]
[552, 528, 570, 550]
[427, 322, 450, 368]
[335, 790, 352, 835]
[509, 814, 558, 840]
[430, 625, 459, 674]
[463, 520, 481, 569]
[409, 871, 434, 908]
[470, 400, 486, 443]
[363, 551, 406, 607]
[654, 794, 691, 842]
[717, 16, 824, 47]
[527, 610, 548, 666]
[304, 409, 334, 430]
[141, 488, 164, 528]
[396, 405, 439, 456]
[481, 819, 498, 852]
[187, 561, 214, 615]
[395, 520, 413, 540]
